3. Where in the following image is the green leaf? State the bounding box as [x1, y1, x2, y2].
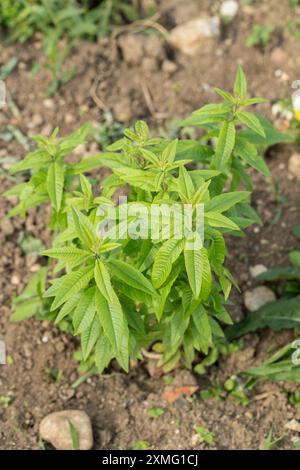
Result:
[226, 296, 300, 340]
[114, 168, 158, 191]
[256, 267, 300, 281]
[109, 259, 156, 297]
[81, 314, 101, 361]
[67, 420, 80, 451]
[234, 65, 247, 98]
[79, 174, 92, 200]
[47, 161, 64, 211]
[192, 305, 212, 354]
[95, 334, 113, 373]
[205, 212, 240, 231]
[205, 191, 250, 213]
[42, 246, 91, 263]
[236, 111, 266, 138]
[240, 114, 293, 146]
[180, 104, 231, 127]
[214, 121, 236, 170]
[214, 88, 235, 103]
[71, 207, 97, 248]
[234, 137, 270, 177]
[11, 268, 48, 321]
[73, 287, 95, 334]
[162, 139, 178, 163]
[9, 149, 50, 174]
[55, 295, 80, 324]
[184, 245, 211, 299]
[152, 238, 184, 288]
[95, 288, 128, 369]
[94, 259, 115, 302]
[289, 251, 300, 268]
[178, 166, 195, 201]
[155, 264, 181, 321]
[50, 267, 94, 311]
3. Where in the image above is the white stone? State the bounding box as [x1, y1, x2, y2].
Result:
[244, 286, 276, 312]
[285, 419, 300, 433]
[168, 16, 220, 55]
[220, 1, 239, 19]
[249, 264, 267, 278]
[288, 153, 300, 180]
[40, 410, 93, 450]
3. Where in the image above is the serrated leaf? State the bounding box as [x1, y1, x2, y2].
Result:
[79, 174, 92, 200]
[205, 191, 250, 213]
[184, 245, 211, 299]
[81, 314, 101, 361]
[42, 246, 91, 263]
[55, 294, 80, 324]
[162, 139, 178, 164]
[95, 288, 128, 369]
[109, 259, 156, 296]
[94, 259, 115, 302]
[152, 238, 184, 288]
[178, 166, 194, 201]
[234, 65, 247, 98]
[192, 306, 212, 354]
[234, 137, 270, 177]
[214, 121, 236, 170]
[47, 161, 64, 211]
[50, 267, 94, 311]
[9, 149, 50, 175]
[95, 333, 113, 373]
[236, 111, 266, 137]
[205, 211, 240, 230]
[73, 287, 95, 334]
[71, 207, 97, 248]
[240, 114, 293, 146]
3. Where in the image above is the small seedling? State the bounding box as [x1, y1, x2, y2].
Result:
[45, 368, 63, 382]
[162, 375, 173, 385]
[67, 420, 80, 450]
[200, 383, 223, 400]
[0, 396, 12, 408]
[294, 439, 300, 449]
[6, 355, 14, 365]
[246, 24, 276, 49]
[289, 391, 300, 408]
[261, 427, 284, 450]
[195, 426, 215, 445]
[132, 440, 151, 450]
[43, 34, 76, 97]
[148, 407, 165, 418]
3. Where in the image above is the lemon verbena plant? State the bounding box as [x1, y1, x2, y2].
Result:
[5, 68, 276, 373]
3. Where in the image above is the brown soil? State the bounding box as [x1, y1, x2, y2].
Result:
[1, 0, 300, 450]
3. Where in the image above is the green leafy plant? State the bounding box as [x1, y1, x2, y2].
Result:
[5, 68, 285, 375]
[246, 24, 276, 49]
[261, 427, 284, 450]
[227, 223, 300, 342]
[42, 33, 76, 97]
[0, 0, 143, 44]
[243, 341, 300, 384]
[132, 440, 151, 450]
[195, 426, 215, 445]
[148, 407, 165, 418]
